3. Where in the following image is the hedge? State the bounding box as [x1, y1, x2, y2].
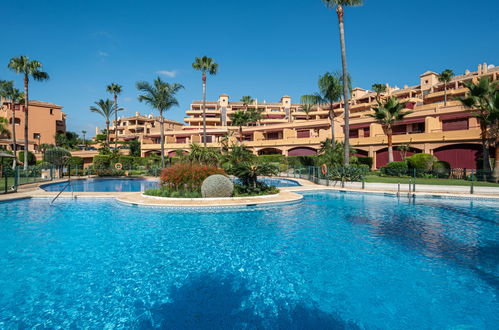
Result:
[356, 157, 373, 168]
[433, 160, 451, 178]
[19, 151, 37, 166]
[381, 161, 408, 177]
[93, 155, 111, 169]
[68, 156, 84, 167]
[407, 153, 437, 172]
[287, 155, 318, 168]
[258, 154, 286, 163]
[43, 147, 71, 167]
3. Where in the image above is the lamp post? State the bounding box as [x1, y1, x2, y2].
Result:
[34, 133, 41, 153]
[81, 130, 87, 150]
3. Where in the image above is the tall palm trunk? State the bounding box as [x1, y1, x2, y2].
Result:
[159, 113, 165, 168]
[23, 75, 29, 170]
[106, 120, 110, 146]
[114, 94, 118, 151]
[330, 102, 335, 142]
[337, 5, 351, 165]
[239, 126, 243, 143]
[479, 123, 491, 173]
[386, 126, 394, 163]
[11, 103, 17, 169]
[202, 72, 207, 147]
[443, 83, 447, 106]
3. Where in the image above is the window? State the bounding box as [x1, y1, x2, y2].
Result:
[266, 132, 280, 140]
[349, 129, 359, 138]
[442, 118, 469, 131]
[363, 127, 370, 138]
[50, 108, 53, 115]
[297, 130, 310, 138]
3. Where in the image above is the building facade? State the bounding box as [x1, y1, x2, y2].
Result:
[140, 63, 498, 169]
[105, 112, 183, 143]
[0, 99, 66, 152]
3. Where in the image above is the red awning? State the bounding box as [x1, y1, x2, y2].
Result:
[395, 118, 425, 125]
[439, 113, 472, 121]
[348, 123, 371, 129]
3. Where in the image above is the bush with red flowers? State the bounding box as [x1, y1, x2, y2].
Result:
[159, 163, 225, 192]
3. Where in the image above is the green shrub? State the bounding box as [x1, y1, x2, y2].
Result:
[95, 168, 125, 177]
[356, 157, 373, 168]
[93, 155, 111, 169]
[117, 155, 134, 169]
[144, 188, 202, 198]
[433, 160, 451, 178]
[287, 155, 317, 168]
[233, 182, 279, 196]
[43, 147, 71, 167]
[201, 174, 234, 197]
[328, 165, 369, 182]
[381, 161, 408, 177]
[132, 157, 148, 166]
[68, 156, 83, 167]
[407, 153, 437, 173]
[127, 170, 146, 177]
[19, 151, 37, 166]
[258, 154, 286, 163]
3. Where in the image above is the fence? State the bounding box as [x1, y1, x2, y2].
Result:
[279, 165, 498, 194]
[1, 165, 58, 194]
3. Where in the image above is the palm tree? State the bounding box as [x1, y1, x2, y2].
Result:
[300, 94, 320, 120]
[318, 72, 344, 142]
[322, 0, 363, 165]
[0, 117, 10, 138]
[0, 81, 24, 169]
[240, 96, 254, 110]
[136, 77, 184, 168]
[106, 83, 123, 150]
[192, 56, 218, 147]
[7, 56, 49, 169]
[438, 69, 454, 106]
[231, 110, 250, 143]
[372, 83, 387, 101]
[90, 99, 115, 147]
[459, 77, 497, 173]
[368, 96, 412, 163]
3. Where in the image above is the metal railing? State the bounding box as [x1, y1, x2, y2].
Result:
[279, 164, 498, 195]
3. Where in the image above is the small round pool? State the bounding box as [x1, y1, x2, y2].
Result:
[41, 177, 300, 192]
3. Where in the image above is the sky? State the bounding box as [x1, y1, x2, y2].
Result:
[0, 0, 498, 135]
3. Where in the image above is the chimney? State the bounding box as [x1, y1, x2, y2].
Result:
[478, 64, 482, 75]
[135, 112, 139, 116]
[465, 69, 470, 75]
[483, 62, 488, 73]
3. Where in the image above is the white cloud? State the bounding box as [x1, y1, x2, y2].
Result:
[124, 97, 132, 102]
[98, 51, 109, 57]
[156, 70, 177, 78]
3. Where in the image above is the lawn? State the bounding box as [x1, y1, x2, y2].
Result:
[364, 175, 499, 187]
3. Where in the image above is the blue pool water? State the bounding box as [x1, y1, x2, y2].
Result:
[42, 177, 300, 192]
[0, 192, 498, 328]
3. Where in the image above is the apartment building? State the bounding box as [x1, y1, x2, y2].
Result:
[105, 112, 183, 142]
[141, 63, 498, 169]
[0, 99, 66, 152]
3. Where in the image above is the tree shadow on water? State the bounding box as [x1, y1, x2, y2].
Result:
[137, 272, 358, 329]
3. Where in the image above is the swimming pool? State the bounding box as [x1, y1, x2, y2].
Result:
[0, 191, 497, 328]
[42, 177, 301, 192]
